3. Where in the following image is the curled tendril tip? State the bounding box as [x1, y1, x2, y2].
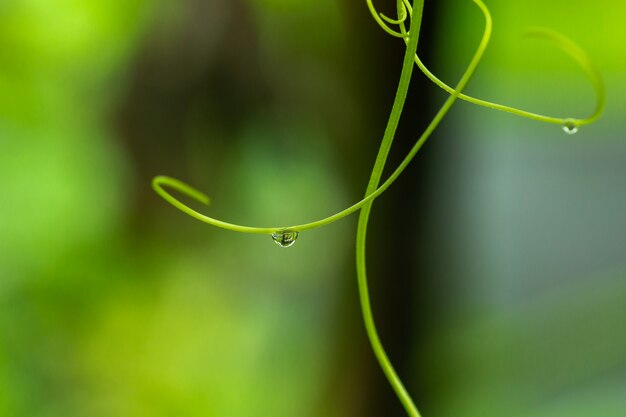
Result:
[367, 0, 604, 129]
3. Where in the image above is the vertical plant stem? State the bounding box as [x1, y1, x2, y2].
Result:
[355, 1, 424, 416]
[355, 1, 492, 416]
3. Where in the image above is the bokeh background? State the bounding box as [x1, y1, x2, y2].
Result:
[1, 1, 625, 416]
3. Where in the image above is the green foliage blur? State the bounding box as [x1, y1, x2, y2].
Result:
[1, 1, 625, 417]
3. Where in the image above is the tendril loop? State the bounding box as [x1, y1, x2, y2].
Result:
[372, 0, 604, 129]
[367, 0, 411, 38]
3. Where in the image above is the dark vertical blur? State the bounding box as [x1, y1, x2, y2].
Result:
[357, 2, 444, 417]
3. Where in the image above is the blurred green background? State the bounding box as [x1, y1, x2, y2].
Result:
[1, 1, 625, 416]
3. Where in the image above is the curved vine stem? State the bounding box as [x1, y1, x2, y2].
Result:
[369, 0, 605, 129]
[356, 1, 491, 415]
[407, 29, 604, 127]
[522, 27, 605, 126]
[154, 0, 603, 238]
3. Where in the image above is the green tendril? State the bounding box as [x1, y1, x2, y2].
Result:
[380, 0, 408, 25]
[152, 2, 604, 417]
[522, 27, 605, 126]
[407, 33, 604, 128]
[366, 0, 410, 38]
[393, 0, 603, 129]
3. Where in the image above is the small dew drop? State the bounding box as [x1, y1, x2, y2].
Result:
[562, 119, 579, 135]
[271, 230, 299, 248]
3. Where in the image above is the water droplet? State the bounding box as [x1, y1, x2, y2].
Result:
[562, 119, 579, 135]
[271, 230, 299, 248]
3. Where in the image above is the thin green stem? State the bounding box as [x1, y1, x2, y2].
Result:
[355, 1, 491, 416]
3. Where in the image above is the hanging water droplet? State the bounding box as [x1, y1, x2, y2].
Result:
[562, 119, 579, 135]
[271, 230, 299, 248]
